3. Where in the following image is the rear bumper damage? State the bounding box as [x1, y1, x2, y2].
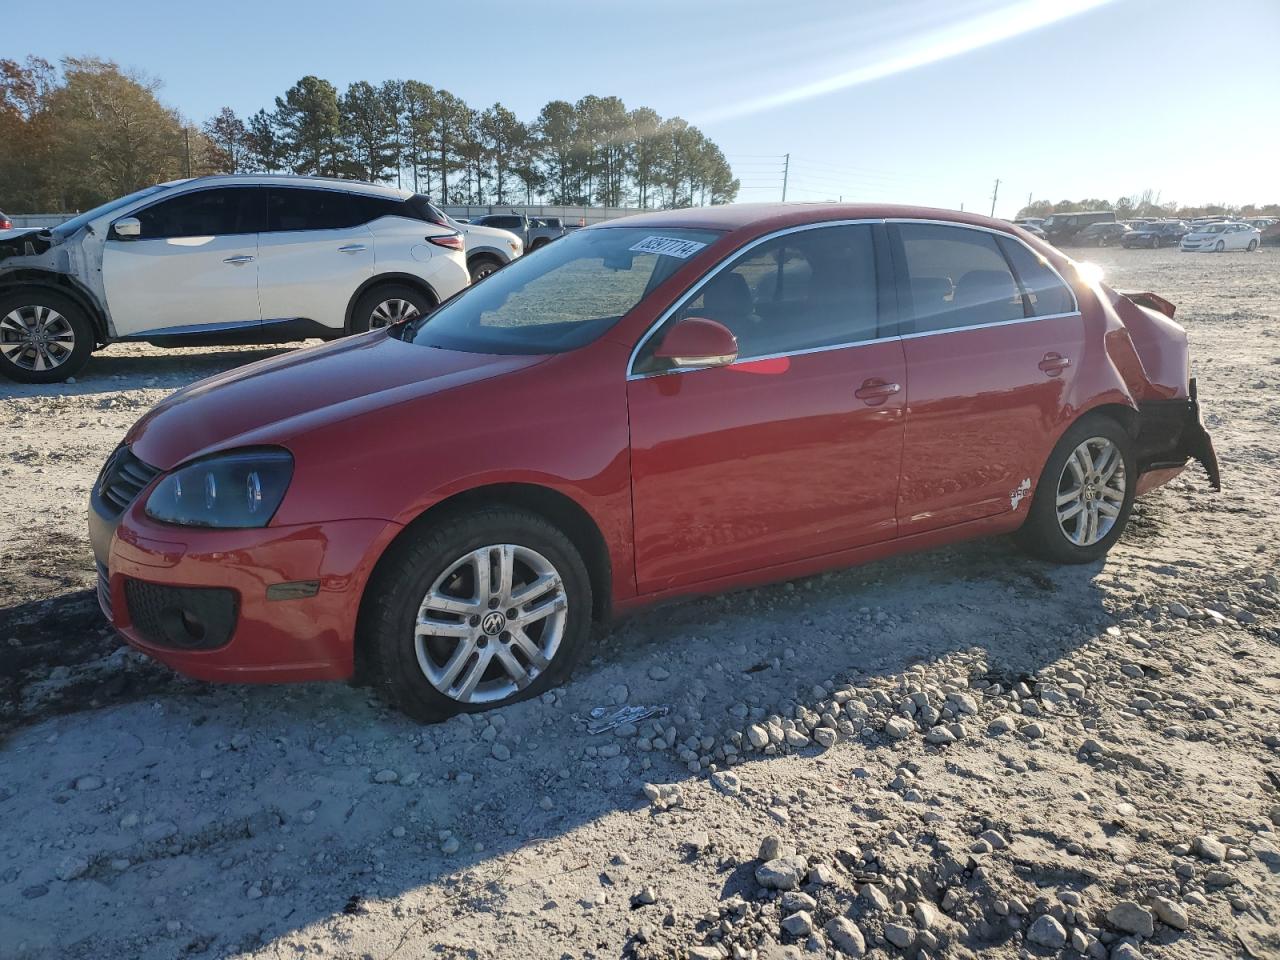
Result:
[1135, 378, 1221, 491]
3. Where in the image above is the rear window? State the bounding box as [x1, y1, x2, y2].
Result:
[893, 223, 1025, 333]
[996, 236, 1076, 317]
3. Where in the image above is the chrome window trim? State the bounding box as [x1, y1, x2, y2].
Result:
[625, 217, 1081, 381]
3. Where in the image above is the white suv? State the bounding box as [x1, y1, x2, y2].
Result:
[0, 175, 470, 382]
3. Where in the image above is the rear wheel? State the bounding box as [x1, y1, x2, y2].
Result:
[1214, 240, 1225, 253]
[1017, 414, 1136, 564]
[0, 289, 94, 383]
[350, 283, 435, 334]
[363, 508, 593, 722]
[1150, 235, 1160, 249]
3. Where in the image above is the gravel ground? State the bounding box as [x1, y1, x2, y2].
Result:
[1, 247, 1278, 960]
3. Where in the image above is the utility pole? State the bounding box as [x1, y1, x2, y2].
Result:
[781, 153, 789, 202]
[989, 178, 1001, 217]
[1026, 191, 1032, 211]
[184, 128, 192, 178]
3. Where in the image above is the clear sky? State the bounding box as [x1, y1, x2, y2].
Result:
[11, 0, 1279, 216]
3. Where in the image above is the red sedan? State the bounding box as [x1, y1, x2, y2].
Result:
[89, 204, 1218, 721]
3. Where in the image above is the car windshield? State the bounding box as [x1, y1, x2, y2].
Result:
[399, 226, 722, 354]
[51, 183, 176, 237]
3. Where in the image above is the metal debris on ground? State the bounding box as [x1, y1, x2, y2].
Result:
[576, 704, 670, 734]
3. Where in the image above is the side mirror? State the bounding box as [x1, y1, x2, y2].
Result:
[652, 317, 738, 369]
[113, 217, 141, 239]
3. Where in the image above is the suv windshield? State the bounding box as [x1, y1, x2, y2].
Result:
[51, 183, 177, 237]
[400, 226, 722, 354]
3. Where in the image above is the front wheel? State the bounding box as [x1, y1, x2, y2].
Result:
[1214, 240, 1225, 253]
[362, 508, 594, 722]
[0, 289, 94, 383]
[468, 256, 502, 283]
[1017, 415, 1136, 564]
[1247, 239, 1258, 252]
[1150, 236, 1160, 249]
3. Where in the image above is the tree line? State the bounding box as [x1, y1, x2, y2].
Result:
[1, 56, 739, 214]
[1017, 190, 1279, 221]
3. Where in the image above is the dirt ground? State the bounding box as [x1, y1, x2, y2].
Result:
[1, 247, 1278, 960]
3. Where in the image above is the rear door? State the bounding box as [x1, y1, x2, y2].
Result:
[256, 187, 376, 331]
[890, 221, 1083, 535]
[102, 186, 262, 337]
[627, 222, 907, 593]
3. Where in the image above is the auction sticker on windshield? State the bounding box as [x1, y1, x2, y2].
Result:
[628, 236, 708, 258]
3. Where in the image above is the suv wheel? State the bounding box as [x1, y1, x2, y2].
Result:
[363, 507, 593, 722]
[1016, 414, 1136, 565]
[468, 256, 502, 283]
[0, 289, 94, 383]
[351, 283, 435, 334]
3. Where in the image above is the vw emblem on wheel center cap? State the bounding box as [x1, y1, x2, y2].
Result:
[480, 611, 507, 636]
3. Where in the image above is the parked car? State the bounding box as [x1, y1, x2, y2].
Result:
[0, 210, 11, 230]
[1040, 210, 1117, 245]
[438, 212, 523, 282]
[470, 213, 566, 251]
[0, 175, 470, 383]
[1122, 221, 1189, 248]
[1010, 220, 1046, 239]
[1074, 223, 1133, 247]
[89, 203, 1218, 720]
[1179, 221, 1262, 252]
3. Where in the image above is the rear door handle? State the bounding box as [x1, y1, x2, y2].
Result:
[222, 255, 254, 265]
[1038, 352, 1071, 376]
[854, 378, 901, 406]
[338, 244, 367, 253]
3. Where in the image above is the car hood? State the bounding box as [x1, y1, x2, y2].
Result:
[127, 331, 545, 470]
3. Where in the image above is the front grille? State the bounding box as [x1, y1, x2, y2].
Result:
[124, 578, 238, 651]
[95, 445, 160, 517]
[96, 561, 112, 620]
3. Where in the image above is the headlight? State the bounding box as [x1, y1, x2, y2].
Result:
[145, 449, 293, 528]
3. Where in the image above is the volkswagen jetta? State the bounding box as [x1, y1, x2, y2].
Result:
[90, 204, 1219, 720]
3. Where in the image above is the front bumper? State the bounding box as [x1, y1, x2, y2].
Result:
[90, 462, 399, 682]
[1135, 378, 1220, 491]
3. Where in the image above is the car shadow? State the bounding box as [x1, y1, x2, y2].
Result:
[0, 525, 1127, 956]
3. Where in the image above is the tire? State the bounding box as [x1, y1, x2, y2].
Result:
[1150, 236, 1160, 249]
[468, 255, 502, 283]
[362, 507, 594, 722]
[1247, 239, 1258, 252]
[529, 239, 548, 251]
[350, 283, 435, 334]
[0, 289, 94, 383]
[1214, 240, 1225, 253]
[1016, 413, 1136, 565]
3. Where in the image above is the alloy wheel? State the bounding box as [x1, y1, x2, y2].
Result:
[369, 298, 420, 329]
[413, 543, 568, 704]
[472, 262, 497, 281]
[1056, 437, 1126, 547]
[0, 305, 77, 372]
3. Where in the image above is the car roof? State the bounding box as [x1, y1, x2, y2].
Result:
[587, 202, 1027, 237]
[179, 174, 413, 200]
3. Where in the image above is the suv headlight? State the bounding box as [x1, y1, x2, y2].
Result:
[145, 449, 293, 528]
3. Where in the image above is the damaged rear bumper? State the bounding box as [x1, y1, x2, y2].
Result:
[1136, 378, 1221, 491]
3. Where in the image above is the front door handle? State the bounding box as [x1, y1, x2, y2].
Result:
[1038, 352, 1071, 376]
[338, 244, 367, 253]
[854, 378, 901, 406]
[222, 255, 254, 265]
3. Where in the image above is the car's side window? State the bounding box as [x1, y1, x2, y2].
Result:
[661, 224, 879, 363]
[995, 236, 1077, 317]
[132, 187, 258, 240]
[893, 223, 1026, 334]
[266, 188, 360, 232]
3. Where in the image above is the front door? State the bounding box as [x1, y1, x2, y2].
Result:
[627, 223, 906, 594]
[102, 186, 262, 338]
[256, 187, 375, 331]
[889, 221, 1085, 535]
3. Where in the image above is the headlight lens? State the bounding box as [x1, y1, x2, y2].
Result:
[145, 449, 293, 528]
